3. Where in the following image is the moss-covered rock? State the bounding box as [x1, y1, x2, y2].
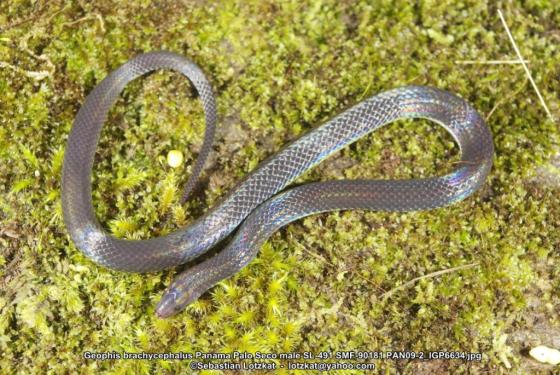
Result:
[0, 0, 558, 373]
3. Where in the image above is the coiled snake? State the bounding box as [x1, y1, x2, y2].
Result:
[61, 51, 494, 318]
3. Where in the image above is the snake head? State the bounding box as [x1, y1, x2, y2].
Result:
[155, 273, 203, 318]
[155, 290, 181, 318]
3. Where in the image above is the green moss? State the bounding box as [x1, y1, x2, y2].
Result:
[1, 0, 559, 374]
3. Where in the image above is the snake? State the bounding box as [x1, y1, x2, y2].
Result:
[61, 51, 494, 318]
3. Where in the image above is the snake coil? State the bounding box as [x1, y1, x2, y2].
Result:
[62, 51, 494, 317]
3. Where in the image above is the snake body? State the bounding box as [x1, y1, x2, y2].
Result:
[61, 52, 494, 318]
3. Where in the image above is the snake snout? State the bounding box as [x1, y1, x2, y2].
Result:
[156, 278, 202, 318]
[155, 291, 182, 318]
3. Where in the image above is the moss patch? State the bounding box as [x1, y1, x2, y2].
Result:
[0, 0, 559, 373]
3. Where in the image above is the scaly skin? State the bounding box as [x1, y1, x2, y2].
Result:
[61, 51, 494, 318]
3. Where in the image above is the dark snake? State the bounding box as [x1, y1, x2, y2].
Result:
[61, 51, 494, 318]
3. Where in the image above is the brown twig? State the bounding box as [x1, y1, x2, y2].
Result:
[498, 9, 555, 123]
[381, 262, 479, 300]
